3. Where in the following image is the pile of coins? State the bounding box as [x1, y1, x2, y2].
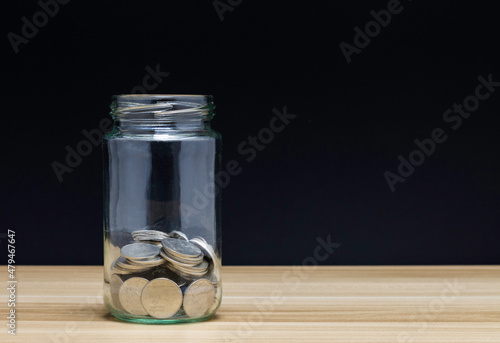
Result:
[161, 238, 209, 280]
[131, 230, 168, 246]
[111, 243, 165, 274]
[108, 230, 220, 319]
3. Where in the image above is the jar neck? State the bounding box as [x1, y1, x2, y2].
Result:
[110, 94, 215, 133]
[115, 119, 212, 133]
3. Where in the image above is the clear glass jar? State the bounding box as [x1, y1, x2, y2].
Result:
[102, 94, 222, 324]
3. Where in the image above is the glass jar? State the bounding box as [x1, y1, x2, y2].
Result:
[102, 94, 222, 324]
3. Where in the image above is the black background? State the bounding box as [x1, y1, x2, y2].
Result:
[3, 0, 499, 265]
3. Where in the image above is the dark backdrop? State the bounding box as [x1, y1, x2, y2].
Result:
[3, 0, 499, 265]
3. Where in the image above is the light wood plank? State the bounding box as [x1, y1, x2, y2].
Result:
[1, 266, 499, 342]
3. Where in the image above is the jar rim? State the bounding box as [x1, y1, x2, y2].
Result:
[110, 94, 215, 120]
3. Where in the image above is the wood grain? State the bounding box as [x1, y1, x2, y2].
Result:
[1, 266, 499, 342]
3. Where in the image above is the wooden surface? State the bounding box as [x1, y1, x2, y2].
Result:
[1, 266, 499, 342]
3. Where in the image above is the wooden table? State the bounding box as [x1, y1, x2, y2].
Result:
[1, 266, 499, 342]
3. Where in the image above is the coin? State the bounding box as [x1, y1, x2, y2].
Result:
[132, 229, 169, 243]
[183, 279, 216, 318]
[191, 259, 209, 271]
[159, 250, 203, 268]
[168, 230, 189, 241]
[133, 240, 163, 247]
[121, 243, 161, 261]
[190, 238, 221, 282]
[116, 256, 155, 272]
[111, 258, 134, 275]
[174, 260, 209, 274]
[132, 229, 168, 237]
[110, 274, 124, 311]
[190, 238, 218, 263]
[160, 241, 208, 279]
[191, 236, 207, 244]
[149, 267, 187, 287]
[162, 238, 202, 258]
[141, 278, 183, 318]
[133, 236, 165, 242]
[119, 277, 149, 316]
[113, 231, 219, 319]
[127, 255, 165, 266]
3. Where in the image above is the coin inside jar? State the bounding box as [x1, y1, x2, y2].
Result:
[119, 277, 149, 316]
[141, 278, 183, 318]
[161, 238, 202, 258]
[121, 243, 161, 261]
[190, 238, 221, 283]
[132, 229, 169, 244]
[183, 278, 216, 318]
[132, 229, 169, 237]
[127, 255, 165, 266]
[168, 230, 189, 241]
[190, 238, 219, 264]
[109, 274, 124, 311]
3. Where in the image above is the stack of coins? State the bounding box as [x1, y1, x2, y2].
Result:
[109, 230, 220, 319]
[132, 229, 190, 245]
[160, 238, 209, 280]
[111, 243, 165, 274]
[131, 230, 169, 246]
[190, 237, 221, 285]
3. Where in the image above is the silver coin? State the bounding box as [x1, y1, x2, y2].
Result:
[165, 266, 208, 281]
[169, 250, 204, 261]
[111, 266, 133, 275]
[168, 230, 189, 241]
[121, 243, 161, 261]
[140, 278, 183, 318]
[134, 236, 166, 242]
[119, 277, 149, 316]
[111, 259, 134, 275]
[113, 264, 149, 275]
[160, 250, 196, 268]
[166, 252, 202, 262]
[132, 229, 168, 237]
[191, 238, 221, 282]
[161, 238, 202, 258]
[110, 274, 124, 311]
[127, 255, 165, 266]
[175, 260, 209, 274]
[132, 231, 169, 241]
[116, 264, 150, 272]
[160, 250, 203, 267]
[183, 279, 216, 318]
[161, 249, 203, 262]
[133, 240, 163, 247]
[116, 256, 155, 272]
[190, 238, 218, 263]
[191, 260, 209, 270]
[175, 268, 208, 277]
[160, 258, 207, 279]
[133, 234, 165, 238]
[191, 236, 207, 244]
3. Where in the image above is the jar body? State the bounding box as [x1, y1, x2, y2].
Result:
[102, 95, 222, 323]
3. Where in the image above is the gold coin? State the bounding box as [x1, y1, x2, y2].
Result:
[183, 279, 215, 318]
[119, 277, 149, 316]
[141, 278, 182, 318]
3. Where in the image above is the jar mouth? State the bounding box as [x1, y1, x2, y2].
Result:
[111, 94, 215, 120]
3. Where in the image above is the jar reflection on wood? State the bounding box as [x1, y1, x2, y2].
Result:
[102, 95, 222, 323]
